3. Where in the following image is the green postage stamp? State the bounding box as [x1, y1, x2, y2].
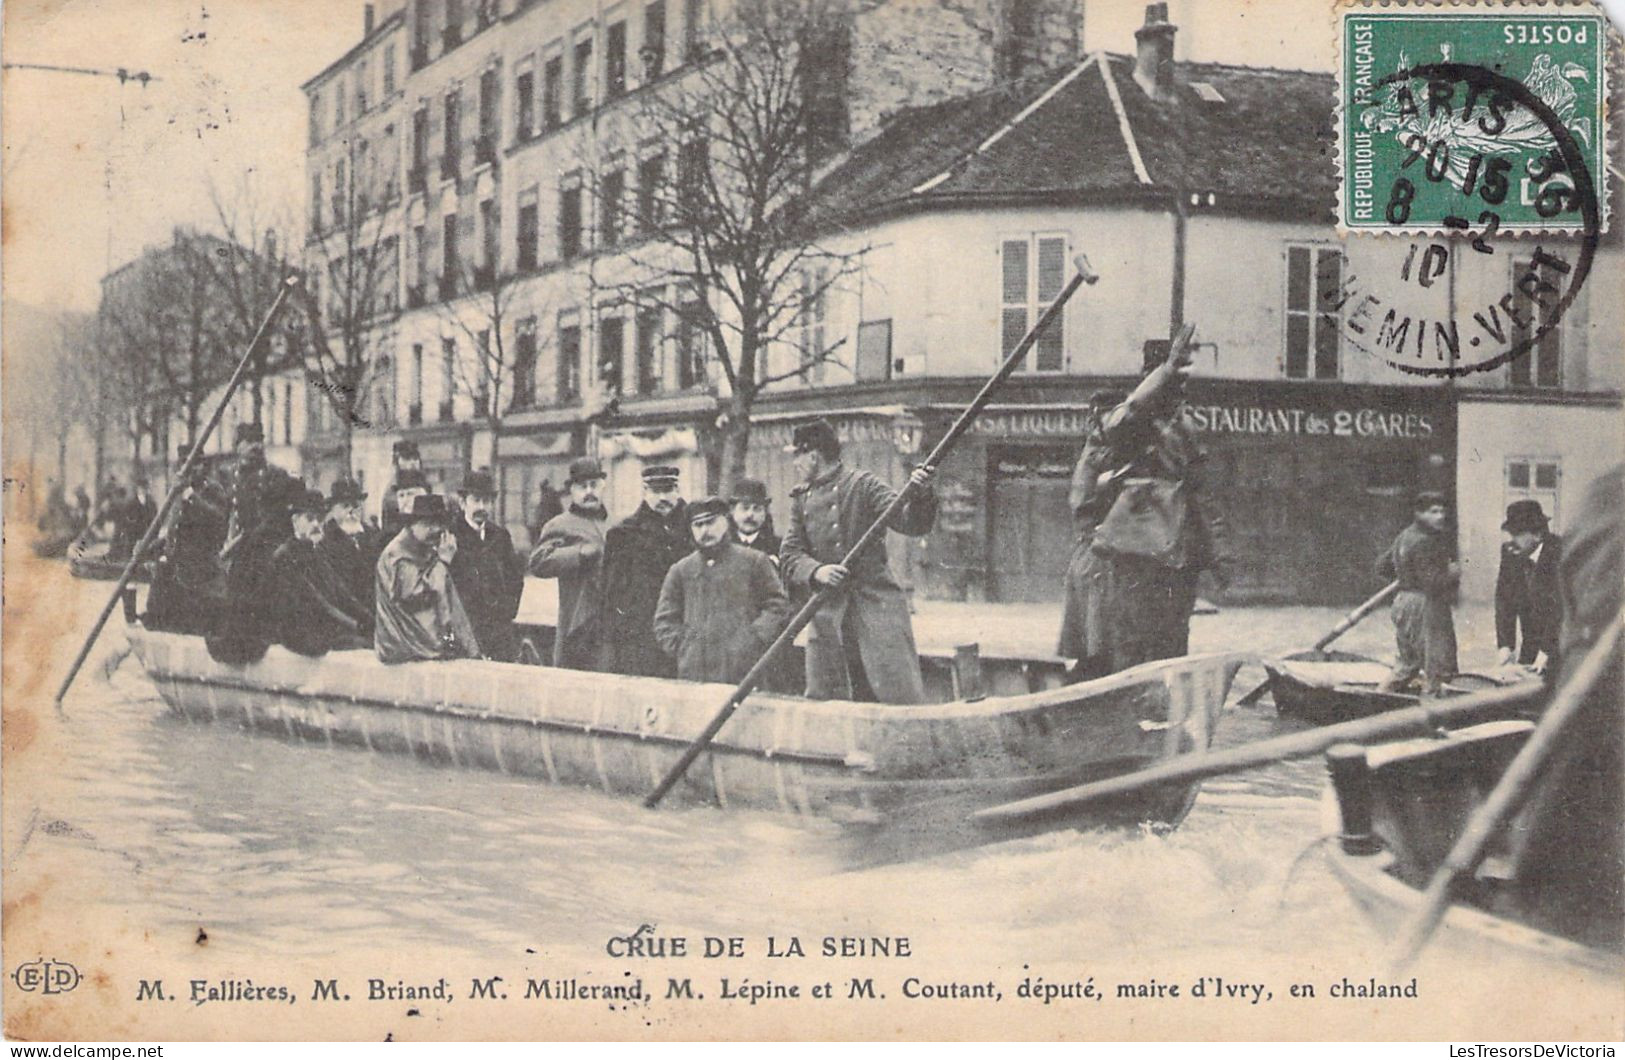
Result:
[1340, 5, 1608, 232]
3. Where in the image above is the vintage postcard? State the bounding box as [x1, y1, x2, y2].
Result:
[3, 0, 1621, 1043]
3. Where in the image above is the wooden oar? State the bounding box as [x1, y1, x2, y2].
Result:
[643, 254, 1106, 809]
[55, 275, 300, 706]
[971, 677, 1545, 828]
[1390, 613, 1621, 973]
[1234, 580, 1400, 707]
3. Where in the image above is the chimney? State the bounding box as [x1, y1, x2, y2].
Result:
[364, 3, 376, 34]
[1133, 3, 1177, 102]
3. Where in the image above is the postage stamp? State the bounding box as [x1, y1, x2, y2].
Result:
[1340, 5, 1608, 232]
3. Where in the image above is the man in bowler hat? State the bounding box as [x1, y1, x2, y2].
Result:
[528, 457, 611, 670]
[1495, 499, 1563, 675]
[728, 478, 781, 565]
[779, 418, 937, 704]
[451, 468, 525, 661]
[602, 463, 692, 677]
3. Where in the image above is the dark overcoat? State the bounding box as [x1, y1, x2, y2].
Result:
[1495, 533, 1564, 665]
[601, 502, 693, 677]
[450, 517, 525, 660]
[653, 542, 790, 684]
[319, 521, 383, 635]
[528, 506, 609, 670]
[267, 539, 373, 656]
[780, 465, 935, 704]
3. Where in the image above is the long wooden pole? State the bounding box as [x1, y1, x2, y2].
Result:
[971, 678, 1546, 828]
[643, 255, 1103, 808]
[55, 275, 299, 705]
[1235, 580, 1400, 706]
[1390, 613, 1621, 972]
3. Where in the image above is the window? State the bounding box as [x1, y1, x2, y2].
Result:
[799, 267, 828, 383]
[411, 106, 429, 190]
[411, 223, 428, 305]
[606, 20, 627, 97]
[856, 319, 893, 382]
[1509, 255, 1564, 389]
[635, 302, 662, 394]
[559, 181, 583, 259]
[1000, 234, 1066, 372]
[383, 44, 396, 95]
[282, 380, 294, 444]
[1285, 244, 1341, 379]
[643, 1, 666, 78]
[333, 159, 348, 225]
[683, 0, 704, 61]
[677, 137, 708, 219]
[637, 152, 665, 232]
[600, 166, 625, 248]
[355, 138, 372, 212]
[573, 33, 594, 116]
[440, 337, 456, 421]
[676, 295, 705, 389]
[1506, 458, 1561, 527]
[444, 0, 464, 49]
[517, 198, 539, 271]
[310, 173, 323, 230]
[371, 353, 395, 428]
[356, 61, 369, 112]
[442, 213, 460, 295]
[475, 329, 492, 415]
[379, 235, 400, 312]
[516, 68, 535, 140]
[479, 198, 499, 287]
[334, 82, 346, 128]
[512, 316, 538, 410]
[557, 314, 582, 402]
[309, 93, 322, 145]
[443, 89, 462, 179]
[477, 67, 499, 164]
[598, 311, 626, 395]
[542, 54, 563, 129]
[411, 343, 425, 424]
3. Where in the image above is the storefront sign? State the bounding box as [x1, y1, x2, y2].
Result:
[1186, 405, 1436, 439]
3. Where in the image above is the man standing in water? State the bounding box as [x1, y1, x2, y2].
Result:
[1376, 492, 1459, 696]
[779, 419, 936, 704]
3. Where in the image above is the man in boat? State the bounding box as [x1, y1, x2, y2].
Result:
[779, 418, 937, 705]
[1086, 326, 1233, 674]
[146, 447, 230, 636]
[728, 478, 781, 567]
[449, 468, 524, 661]
[267, 488, 372, 656]
[110, 477, 157, 561]
[316, 476, 379, 639]
[206, 473, 305, 665]
[654, 496, 790, 684]
[602, 463, 693, 678]
[1494, 499, 1563, 676]
[382, 468, 430, 542]
[374, 493, 480, 664]
[379, 441, 424, 535]
[1375, 491, 1459, 696]
[222, 423, 281, 564]
[528, 457, 610, 671]
[1057, 389, 1128, 683]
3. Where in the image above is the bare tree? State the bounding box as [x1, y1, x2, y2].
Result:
[610, 0, 867, 491]
[207, 177, 300, 426]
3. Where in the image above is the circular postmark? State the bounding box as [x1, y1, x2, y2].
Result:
[1339, 61, 1600, 379]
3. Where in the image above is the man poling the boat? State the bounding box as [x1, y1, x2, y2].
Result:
[316, 477, 378, 641]
[449, 468, 524, 662]
[374, 494, 481, 664]
[206, 472, 305, 665]
[780, 418, 937, 705]
[654, 496, 790, 685]
[145, 445, 230, 637]
[1495, 499, 1562, 676]
[601, 463, 693, 678]
[1376, 491, 1459, 697]
[528, 457, 610, 671]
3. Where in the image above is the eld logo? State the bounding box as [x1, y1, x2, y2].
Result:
[12, 958, 81, 995]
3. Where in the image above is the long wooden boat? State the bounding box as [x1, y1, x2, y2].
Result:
[68, 532, 151, 582]
[124, 621, 1247, 829]
[1321, 719, 1623, 977]
[1264, 651, 1530, 726]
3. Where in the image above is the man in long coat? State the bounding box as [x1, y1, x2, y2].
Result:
[602, 464, 692, 677]
[317, 477, 379, 638]
[1056, 389, 1126, 682]
[206, 474, 301, 665]
[146, 449, 230, 635]
[654, 496, 789, 683]
[450, 468, 524, 661]
[374, 494, 480, 664]
[528, 457, 611, 670]
[1495, 499, 1563, 675]
[268, 488, 373, 656]
[1376, 491, 1459, 696]
[779, 419, 937, 704]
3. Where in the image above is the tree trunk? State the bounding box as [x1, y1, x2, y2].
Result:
[721, 399, 753, 495]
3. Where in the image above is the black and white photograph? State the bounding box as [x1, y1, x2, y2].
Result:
[3, 0, 1621, 1042]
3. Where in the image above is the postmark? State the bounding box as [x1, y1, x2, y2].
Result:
[1340, 6, 1607, 233]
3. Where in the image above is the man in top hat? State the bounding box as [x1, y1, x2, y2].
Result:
[318, 477, 380, 637]
[266, 488, 373, 656]
[1376, 491, 1459, 696]
[380, 441, 425, 534]
[779, 418, 937, 704]
[654, 496, 790, 684]
[450, 468, 524, 661]
[728, 478, 781, 565]
[1495, 499, 1563, 675]
[374, 493, 480, 664]
[528, 457, 611, 670]
[382, 468, 430, 542]
[601, 463, 693, 677]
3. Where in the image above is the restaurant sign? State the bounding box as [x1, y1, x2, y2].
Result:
[969, 401, 1438, 441]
